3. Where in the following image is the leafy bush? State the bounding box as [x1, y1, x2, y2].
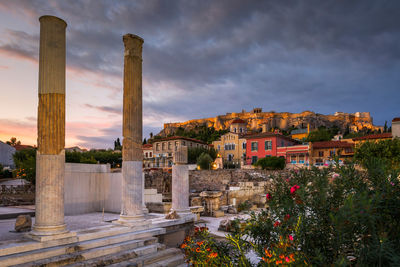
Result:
[354, 138, 400, 170]
[237, 200, 252, 212]
[184, 162, 400, 266]
[254, 156, 285, 170]
[197, 152, 213, 170]
[65, 150, 121, 167]
[0, 164, 13, 178]
[188, 147, 217, 164]
[13, 148, 36, 184]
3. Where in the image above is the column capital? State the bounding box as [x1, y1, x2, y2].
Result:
[39, 15, 67, 28]
[123, 34, 143, 58]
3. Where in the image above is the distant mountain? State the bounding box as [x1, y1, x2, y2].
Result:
[159, 109, 382, 137]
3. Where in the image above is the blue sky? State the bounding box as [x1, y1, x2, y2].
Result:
[0, 1, 399, 148]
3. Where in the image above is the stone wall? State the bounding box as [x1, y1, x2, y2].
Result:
[189, 169, 285, 192]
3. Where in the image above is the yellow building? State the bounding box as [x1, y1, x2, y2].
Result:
[213, 132, 247, 166]
[290, 124, 310, 140]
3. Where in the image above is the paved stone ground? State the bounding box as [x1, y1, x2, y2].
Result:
[0, 212, 162, 242]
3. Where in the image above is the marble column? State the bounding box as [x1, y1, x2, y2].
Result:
[30, 15, 74, 241]
[117, 34, 147, 225]
[171, 146, 190, 214]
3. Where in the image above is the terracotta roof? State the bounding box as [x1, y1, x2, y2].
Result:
[231, 119, 246, 124]
[152, 136, 208, 145]
[312, 141, 353, 149]
[143, 144, 153, 149]
[352, 133, 392, 141]
[244, 132, 298, 143]
[14, 144, 35, 151]
[392, 117, 400, 122]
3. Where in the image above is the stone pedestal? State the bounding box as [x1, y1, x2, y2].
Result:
[171, 146, 190, 215]
[116, 33, 148, 228]
[29, 15, 75, 241]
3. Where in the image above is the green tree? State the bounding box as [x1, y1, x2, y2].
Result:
[254, 156, 286, 170]
[113, 138, 122, 150]
[306, 126, 334, 142]
[188, 147, 217, 164]
[384, 121, 388, 132]
[197, 152, 213, 170]
[6, 137, 21, 147]
[354, 138, 400, 170]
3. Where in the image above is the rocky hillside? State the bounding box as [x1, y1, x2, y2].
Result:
[159, 109, 382, 136]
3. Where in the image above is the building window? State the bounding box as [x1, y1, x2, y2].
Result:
[251, 156, 258, 164]
[182, 141, 186, 146]
[156, 143, 160, 151]
[265, 140, 272, 150]
[242, 142, 246, 149]
[149, 152, 152, 157]
[145, 152, 148, 158]
[234, 127, 237, 133]
[162, 142, 166, 150]
[217, 145, 221, 151]
[291, 155, 297, 164]
[239, 128, 243, 133]
[330, 150, 335, 157]
[345, 147, 353, 153]
[251, 142, 258, 151]
[196, 144, 199, 147]
[299, 155, 305, 164]
[318, 151, 324, 157]
[228, 154, 233, 161]
[168, 142, 171, 150]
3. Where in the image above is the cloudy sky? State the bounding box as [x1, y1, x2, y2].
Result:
[0, 1, 399, 149]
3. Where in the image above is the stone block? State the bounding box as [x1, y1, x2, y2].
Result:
[213, 210, 225, 218]
[15, 215, 31, 232]
[218, 219, 232, 232]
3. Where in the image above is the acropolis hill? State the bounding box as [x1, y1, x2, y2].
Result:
[160, 109, 382, 136]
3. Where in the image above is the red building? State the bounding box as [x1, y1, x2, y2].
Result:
[245, 132, 299, 165]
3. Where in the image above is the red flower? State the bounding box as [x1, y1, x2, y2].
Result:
[266, 193, 272, 200]
[274, 221, 281, 227]
[284, 214, 290, 221]
[288, 235, 294, 241]
[290, 185, 300, 194]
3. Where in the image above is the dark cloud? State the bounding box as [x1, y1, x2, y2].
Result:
[1, 0, 399, 148]
[84, 104, 122, 115]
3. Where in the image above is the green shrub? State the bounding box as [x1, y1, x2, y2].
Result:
[254, 156, 285, 170]
[13, 148, 36, 184]
[237, 200, 252, 212]
[188, 147, 217, 164]
[183, 162, 400, 266]
[354, 138, 400, 170]
[197, 152, 213, 170]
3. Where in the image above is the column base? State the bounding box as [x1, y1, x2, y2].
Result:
[27, 224, 77, 242]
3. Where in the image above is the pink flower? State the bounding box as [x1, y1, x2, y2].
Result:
[285, 256, 290, 262]
[290, 185, 300, 194]
[266, 193, 272, 200]
[288, 235, 294, 241]
[332, 173, 339, 180]
[390, 182, 395, 186]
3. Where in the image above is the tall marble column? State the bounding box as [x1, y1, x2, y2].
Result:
[30, 15, 74, 241]
[118, 34, 147, 225]
[171, 146, 190, 214]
